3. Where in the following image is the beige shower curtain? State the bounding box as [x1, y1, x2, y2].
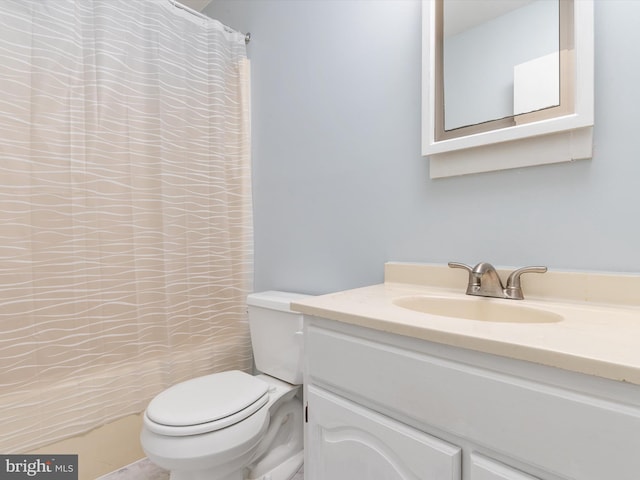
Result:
[0, 0, 253, 453]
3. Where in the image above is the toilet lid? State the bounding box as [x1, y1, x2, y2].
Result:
[146, 370, 269, 428]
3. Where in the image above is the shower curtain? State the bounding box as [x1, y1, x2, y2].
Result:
[0, 0, 253, 453]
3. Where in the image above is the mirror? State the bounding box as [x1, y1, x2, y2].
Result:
[422, 0, 594, 177]
[442, 0, 563, 134]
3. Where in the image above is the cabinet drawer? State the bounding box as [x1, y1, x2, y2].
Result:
[470, 454, 540, 480]
[306, 322, 640, 480]
[307, 386, 461, 480]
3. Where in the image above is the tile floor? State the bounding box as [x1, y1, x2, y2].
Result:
[98, 458, 304, 480]
[96, 458, 168, 480]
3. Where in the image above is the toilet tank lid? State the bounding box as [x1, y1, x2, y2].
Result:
[247, 290, 311, 312]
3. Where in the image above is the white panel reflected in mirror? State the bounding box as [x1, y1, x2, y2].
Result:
[514, 51, 559, 116]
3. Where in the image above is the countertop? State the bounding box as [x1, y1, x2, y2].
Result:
[291, 263, 640, 386]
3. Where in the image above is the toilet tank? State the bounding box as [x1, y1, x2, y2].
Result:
[247, 291, 310, 385]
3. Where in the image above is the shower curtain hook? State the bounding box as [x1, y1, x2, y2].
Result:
[245, 32, 251, 45]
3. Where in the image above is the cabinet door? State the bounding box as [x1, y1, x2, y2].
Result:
[470, 454, 540, 480]
[306, 386, 461, 480]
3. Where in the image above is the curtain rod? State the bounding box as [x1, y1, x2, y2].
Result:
[168, 0, 251, 44]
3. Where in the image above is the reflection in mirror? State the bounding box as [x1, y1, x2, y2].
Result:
[444, 0, 559, 130]
[436, 0, 574, 141]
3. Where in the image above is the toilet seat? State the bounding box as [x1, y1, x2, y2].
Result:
[144, 370, 269, 436]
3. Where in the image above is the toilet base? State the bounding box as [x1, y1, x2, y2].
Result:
[246, 396, 303, 480]
[247, 451, 303, 480]
[168, 451, 302, 480]
[170, 470, 243, 480]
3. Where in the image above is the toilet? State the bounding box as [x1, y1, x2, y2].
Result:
[140, 291, 310, 480]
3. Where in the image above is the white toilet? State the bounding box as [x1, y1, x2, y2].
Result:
[140, 291, 310, 480]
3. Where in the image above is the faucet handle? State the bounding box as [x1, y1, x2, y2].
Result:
[505, 266, 547, 300]
[448, 261, 473, 273]
[448, 262, 481, 293]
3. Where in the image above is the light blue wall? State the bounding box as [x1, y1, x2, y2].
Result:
[205, 0, 640, 295]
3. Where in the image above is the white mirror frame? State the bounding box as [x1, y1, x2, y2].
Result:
[422, 0, 594, 178]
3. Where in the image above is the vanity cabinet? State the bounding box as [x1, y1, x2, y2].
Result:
[306, 386, 461, 480]
[470, 454, 540, 480]
[303, 316, 640, 480]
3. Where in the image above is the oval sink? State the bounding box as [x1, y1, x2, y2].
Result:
[393, 296, 562, 323]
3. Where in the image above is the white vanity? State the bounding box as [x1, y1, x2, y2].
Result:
[292, 263, 640, 480]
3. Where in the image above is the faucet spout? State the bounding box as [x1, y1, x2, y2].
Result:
[470, 262, 505, 297]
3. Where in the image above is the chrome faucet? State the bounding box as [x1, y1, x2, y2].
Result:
[448, 262, 547, 300]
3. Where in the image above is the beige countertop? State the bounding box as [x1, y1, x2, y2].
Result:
[291, 263, 640, 386]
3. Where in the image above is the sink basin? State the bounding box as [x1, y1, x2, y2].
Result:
[393, 295, 562, 323]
